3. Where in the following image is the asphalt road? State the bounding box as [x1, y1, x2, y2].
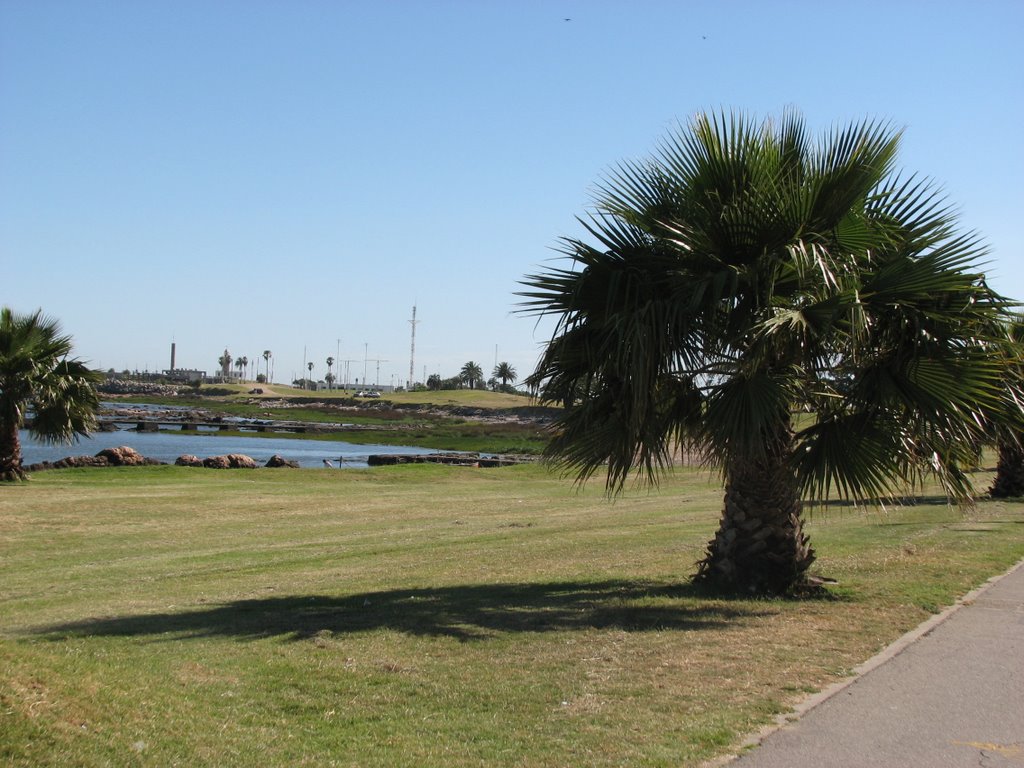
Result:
[726, 560, 1024, 767]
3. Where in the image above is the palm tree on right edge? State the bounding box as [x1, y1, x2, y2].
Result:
[990, 316, 1024, 498]
[520, 110, 1021, 595]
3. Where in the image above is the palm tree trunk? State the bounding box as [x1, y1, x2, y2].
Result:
[695, 427, 815, 594]
[990, 436, 1024, 498]
[0, 418, 26, 481]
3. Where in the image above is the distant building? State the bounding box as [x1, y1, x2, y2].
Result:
[163, 369, 206, 384]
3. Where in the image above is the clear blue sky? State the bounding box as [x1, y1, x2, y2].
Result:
[2, 0, 1022, 388]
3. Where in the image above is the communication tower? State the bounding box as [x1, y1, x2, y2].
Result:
[408, 305, 419, 389]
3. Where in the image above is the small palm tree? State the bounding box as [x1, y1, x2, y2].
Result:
[1, 308, 102, 481]
[307, 361, 314, 389]
[326, 357, 335, 390]
[218, 350, 232, 380]
[239, 355, 249, 382]
[520, 110, 1018, 594]
[262, 350, 272, 383]
[493, 362, 518, 389]
[235, 357, 244, 380]
[460, 361, 483, 390]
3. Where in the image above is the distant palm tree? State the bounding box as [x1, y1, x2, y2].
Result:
[1, 308, 102, 481]
[235, 357, 244, 380]
[307, 361, 314, 389]
[218, 350, 232, 380]
[263, 350, 272, 383]
[239, 355, 249, 382]
[326, 357, 335, 390]
[460, 361, 483, 390]
[520, 109, 1018, 594]
[493, 362, 517, 388]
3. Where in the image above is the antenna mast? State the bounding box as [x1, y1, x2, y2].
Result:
[408, 304, 419, 389]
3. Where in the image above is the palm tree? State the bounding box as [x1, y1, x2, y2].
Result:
[235, 357, 244, 381]
[520, 110, 1017, 594]
[307, 361, 314, 389]
[990, 316, 1024, 498]
[218, 349, 232, 380]
[262, 350, 272, 383]
[1, 308, 102, 481]
[493, 362, 518, 388]
[326, 357, 335, 390]
[460, 361, 484, 390]
[239, 355, 249, 382]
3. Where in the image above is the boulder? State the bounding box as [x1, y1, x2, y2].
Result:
[202, 454, 257, 469]
[175, 455, 203, 467]
[23, 448, 164, 473]
[63, 455, 112, 468]
[24, 455, 109, 472]
[265, 454, 299, 468]
[96, 446, 145, 466]
[226, 454, 257, 469]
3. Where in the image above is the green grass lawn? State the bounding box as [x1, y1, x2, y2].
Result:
[2, 464, 1023, 766]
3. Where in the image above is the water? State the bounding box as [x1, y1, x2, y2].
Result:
[18, 428, 438, 469]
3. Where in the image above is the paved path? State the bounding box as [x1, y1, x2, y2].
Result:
[726, 560, 1024, 767]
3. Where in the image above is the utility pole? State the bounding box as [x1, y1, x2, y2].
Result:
[341, 360, 359, 390]
[408, 305, 419, 390]
[368, 359, 390, 388]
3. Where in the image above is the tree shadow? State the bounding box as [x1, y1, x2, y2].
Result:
[805, 494, 968, 510]
[33, 580, 774, 643]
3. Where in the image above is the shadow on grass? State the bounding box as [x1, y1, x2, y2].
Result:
[34, 580, 773, 642]
[805, 494, 965, 509]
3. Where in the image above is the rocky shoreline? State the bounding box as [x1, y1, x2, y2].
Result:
[23, 445, 301, 473]
[23, 445, 532, 474]
[98, 396, 557, 426]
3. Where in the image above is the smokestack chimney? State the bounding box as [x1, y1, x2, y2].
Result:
[170, 342, 176, 371]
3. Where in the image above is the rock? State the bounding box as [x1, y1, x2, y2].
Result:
[63, 455, 112, 468]
[265, 454, 299, 468]
[96, 446, 145, 466]
[226, 454, 257, 469]
[175, 455, 203, 467]
[202, 454, 256, 469]
[23, 449, 164, 473]
[23, 456, 109, 472]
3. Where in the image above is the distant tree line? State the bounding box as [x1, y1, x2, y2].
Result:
[425, 361, 519, 393]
